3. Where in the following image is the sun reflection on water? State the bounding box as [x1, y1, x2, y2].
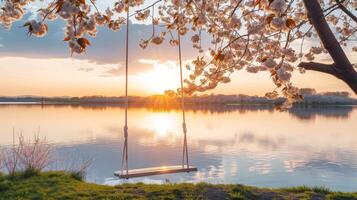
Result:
[1, 105, 357, 191]
[140, 113, 180, 141]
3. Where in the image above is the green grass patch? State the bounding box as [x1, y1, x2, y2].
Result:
[0, 171, 356, 200]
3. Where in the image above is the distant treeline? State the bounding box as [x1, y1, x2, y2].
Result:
[1, 90, 357, 106]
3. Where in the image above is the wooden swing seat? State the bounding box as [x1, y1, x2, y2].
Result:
[115, 165, 197, 179]
[116, 8, 196, 180]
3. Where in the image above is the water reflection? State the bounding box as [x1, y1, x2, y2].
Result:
[288, 105, 353, 120]
[0, 104, 356, 191]
[1, 103, 353, 119]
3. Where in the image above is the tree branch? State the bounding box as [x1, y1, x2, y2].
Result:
[303, 0, 352, 68]
[129, 0, 162, 18]
[303, 0, 357, 94]
[335, 0, 357, 23]
[298, 62, 338, 77]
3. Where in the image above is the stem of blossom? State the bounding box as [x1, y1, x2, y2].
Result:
[230, 0, 243, 17]
[41, 1, 57, 23]
[90, 0, 100, 13]
[73, 15, 77, 37]
[129, 0, 162, 18]
[152, 6, 155, 37]
[335, 0, 357, 23]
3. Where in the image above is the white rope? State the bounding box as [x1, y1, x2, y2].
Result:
[125, 8, 129, 133]
[121, 5, 130, 176]
[177, 6, 189, 169]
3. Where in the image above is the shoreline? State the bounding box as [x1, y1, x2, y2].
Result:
[0, 171, 356, 200]
[0, 101, 356, 106]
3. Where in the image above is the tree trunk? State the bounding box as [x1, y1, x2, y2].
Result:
[301, 0, 357, 94]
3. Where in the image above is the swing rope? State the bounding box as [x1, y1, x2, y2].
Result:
[121, 6, 130, 176]
[177, 16, 189, 169]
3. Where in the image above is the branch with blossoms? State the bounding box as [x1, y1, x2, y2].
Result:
[1, 0, 357, 108]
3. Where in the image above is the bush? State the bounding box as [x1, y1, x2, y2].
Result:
[22, 168, 40, 178]
[61, 156, 92, 182]
[17, 134, 53, 172]
[229, 185, 255, 200]
[0, 132, 92, 181]
[0, 179, 11, 192]
[229, 192, 248, 200]
[312, 186, 331, 195]
[1, 147, 20, 176]
[327, 193, 357, 200]
[1, 134, 53, 175]
[69, 170, 86, 181]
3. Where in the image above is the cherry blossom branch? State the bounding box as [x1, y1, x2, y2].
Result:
[73, 14, 77, 37]
[341, 28, 357, 42]
[335, 0, 357, 23]
[303, 0, 357, 93]
[89, 0, 100, 13]
[40, 1, 57, 23]
[293, 0, 346, 32]
[229, 0, 243, 17]
[129, 0, 162, 18]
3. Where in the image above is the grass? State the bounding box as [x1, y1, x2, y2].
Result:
[0, 171, 356, 200]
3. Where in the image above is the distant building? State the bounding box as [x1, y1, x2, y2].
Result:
[299, 88, 317, 95]
[321, 91, 350, 97]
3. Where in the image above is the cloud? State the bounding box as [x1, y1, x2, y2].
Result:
[0, 16, 200, 75]
[138, 59, 160, 64]
[101, 65, 122, 77]
[78, 67, 94, 72]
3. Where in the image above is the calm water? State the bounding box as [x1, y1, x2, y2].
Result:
[0, 104, 356, 191]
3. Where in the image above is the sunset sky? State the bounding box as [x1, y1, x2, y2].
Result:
[0, 2, 356, 97]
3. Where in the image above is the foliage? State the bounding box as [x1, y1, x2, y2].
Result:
[53, 152, 93, 181]
[0, 132, 94, 183]
[67, 158, 92, 181]
[282, 185, 331, 195]
[17, 134, 53, 172]
[1, 0, 357, 107]
[1, 133, 21, 175]
[0, 134, 53, 175]
[0, 171, 356, 200]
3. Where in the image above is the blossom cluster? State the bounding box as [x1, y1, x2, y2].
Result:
[0, 0, 132, 54]
[0, 0, 33, 29]
[1, 0, 356, 107]
[138, 0, 355, 107]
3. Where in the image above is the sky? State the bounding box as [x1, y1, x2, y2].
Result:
[0, 3, 356, 97]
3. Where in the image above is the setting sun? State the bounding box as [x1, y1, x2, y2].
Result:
[138, 61, 181, 94]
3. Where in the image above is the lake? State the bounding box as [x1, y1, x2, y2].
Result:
[0, 104, 356, 191]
